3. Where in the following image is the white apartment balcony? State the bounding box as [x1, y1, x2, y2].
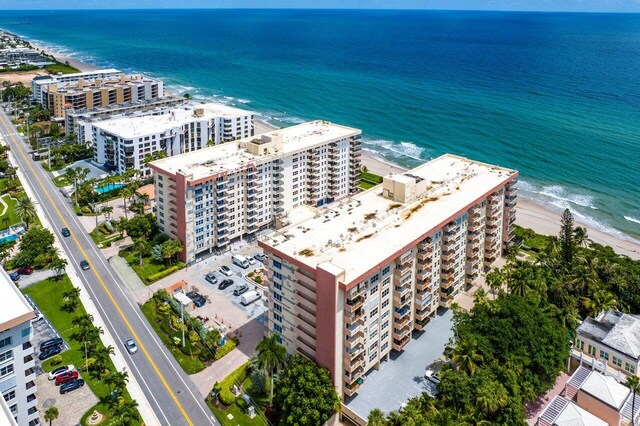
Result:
[22, 342, 34, 356]
[345, 321, 365, 339]
[394, 264, 412, 280]
[345, 366, 365, 387]
[344, 380, 362, 397]
[394, 313, 411, 330]
[344, 350, 365, 373]
[415, 307, 432, 323]
[465, 272, 480, 284]
[393, 291, 412, 306]
[345, 295, 366, 314]
[417, 248, 433, 262]
[392, 335, 411, 352]
[25, 380, 37, 393]
[23, 354, 35, 370]
[414, 315, 431, 331]
[442, 232, 457, 245]
[393, 305, 411, 321]
[25, 367, 36, 383]
[416, 279, 433, 292]
[441, 249, 457, 263]
[393, 323, 412, 341]
[345, 334, 365, 350]
[416, 267, 433, 281]
[415, 289, 432, 304]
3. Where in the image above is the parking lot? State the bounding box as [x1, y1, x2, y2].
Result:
[344, 308, 454, 418]
[23, 294, 69, 373]
[35, 371, 97, 426]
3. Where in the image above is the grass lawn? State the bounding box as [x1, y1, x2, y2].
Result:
[52, 175, 71, 187]
[22, 276, 141, 425]
[45, 62, 81, 74]
[0, 194, 21, 228]
[359, 181, 377, 190]
[141, 298, 206, 374]
[122, 249, 184, 284]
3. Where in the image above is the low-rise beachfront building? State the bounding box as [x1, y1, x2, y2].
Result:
[148, 120, 362, 263]
[572, 310, 640, 379]
[31, 69, 123, 107]
[67, 97, 187, 140]
[0, 269, 38, 426]
[91, 103, 254, 175]
[0, 47, 53, 69]
[257, 154, 517, 398]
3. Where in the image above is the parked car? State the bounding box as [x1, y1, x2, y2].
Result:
[61, 227, 70, 237]
[205, 272, 218, 285]
[254, 253, 267, 263]
[55, 370, 79, 386]
[48, 365, 75, 381]
[425, 369, 441, 384]
[218, 279, 234, 290]
[40, 337, 63, 351]
[240, 290, 261, 306]
[16, 267, 33, 275]
[32, 310, 43, 322]
[125, 338, 138, 354]
[219, 265, 233, 277]
[9, 272, 19, 282]
[232, 254, 250, 269]
[60, 379, 85, 394]
[186, 291, 206, 308]
[247, 257, 256, 265]
[39, 345, 62, 361]
[233, 284, 249, 296]
[79, 260, 90, 270]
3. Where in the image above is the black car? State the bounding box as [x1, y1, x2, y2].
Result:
[186, 291, 206, 308]
[233, 284, 249, 296]
[218, 279, 234, 290]
[39, 345, 62, 361]
[61, 227, 70, 237]
[60, 379, 85, 394]
[40, 337, 63, 351]
[79, 260, 90, 270]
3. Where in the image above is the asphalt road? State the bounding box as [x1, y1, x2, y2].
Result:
[0, 107, 218, 426]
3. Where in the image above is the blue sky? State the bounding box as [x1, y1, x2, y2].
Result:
[4, 0, 640, 12]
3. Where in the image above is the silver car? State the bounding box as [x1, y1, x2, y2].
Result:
[125, 338, 138, 354]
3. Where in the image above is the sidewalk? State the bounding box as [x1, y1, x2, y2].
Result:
[5, 136, 161, 426]
[110, 255, 147, 293]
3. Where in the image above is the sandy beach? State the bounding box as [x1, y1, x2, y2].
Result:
[32, 42, 98, 73]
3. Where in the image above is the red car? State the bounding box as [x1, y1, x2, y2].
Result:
[55, 370, 78, 386]
[16, 267, 33, 275]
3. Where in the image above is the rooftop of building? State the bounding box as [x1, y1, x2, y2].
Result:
[149, 120, 361, 179]
[260, 154, 516, 285]
[69, 97, 186, 118]
[92, 103, 254, 139]
[538, 395, 607, 426]
[578, 310, 640, 360]
[32, 68, 121, 83]
[0, 269, 34, 333]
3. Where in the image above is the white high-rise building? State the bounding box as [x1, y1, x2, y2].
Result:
[91, 103, 254, 175]
[148, 120, 362, 263]
[0, 270, 37, 426]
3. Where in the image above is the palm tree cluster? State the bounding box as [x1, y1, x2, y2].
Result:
[15, 196, 37, 229]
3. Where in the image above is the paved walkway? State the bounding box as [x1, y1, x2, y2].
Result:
[76, 197, 129, 233]
[109, 255, 147, 292]
[526, 373, 570, 425]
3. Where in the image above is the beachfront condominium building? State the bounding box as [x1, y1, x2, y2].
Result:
[257, 154, 518, 397]
[91, 103, 254, 175]
[67, 97, 187, 140]
[31, 69, 123, 106]
[0, 269, 38, 426]
[148, 120, 362, 263]
[572, 309, 640, 379]
[32, 69, 165, 120]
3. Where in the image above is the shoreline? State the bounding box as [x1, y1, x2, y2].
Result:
[7, 30, 639, 260]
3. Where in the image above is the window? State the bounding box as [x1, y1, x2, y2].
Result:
[0, 350, 12, 363]
[0, 364, 13, 378]
[369, 285, 378, 295]
[274, 313, 283, 323]
[382, 300, 389, 309]
[273, 272, 283, 280]
[274, 324, 283, 334]
[371, 274, 379, 284]
[369, 353, 377, 363]
[274, 293, 283, 302]
[273, 282, 282, 291]
[21, 327, 30, 338]
[370, 330, 378, 340]
[370, 308, 378, 318]
[274, 303, 282, 313]
[599, 350, 609, 360]
[576, 339, 584, 350]
[382, 266, 390, 276]
[613, 356, 622, 367]
[381, 331, 389, 340]
[382, 288, 390, 298]
[273, 260, 282, 269]
[3, 390, 14, 402]
[0, 337, 10, 350]
[588, 345, 596, 356]
[626, 363, 636, 374]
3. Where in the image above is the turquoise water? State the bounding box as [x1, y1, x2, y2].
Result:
[0, 234, 17, 243]
[0, 9, 638, 240]
[96, 183, 124, 194]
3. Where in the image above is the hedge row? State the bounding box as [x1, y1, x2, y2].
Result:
[146, 265, 181, 283]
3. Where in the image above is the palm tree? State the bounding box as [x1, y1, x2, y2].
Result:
[64, 167, 79, 206]
[255, 334, 287, 407]
[50, 256, 68, 278]
[583, 289, 618, 317]
[112, 399, 139, 425]
[15, 196, 36, 229]
[451, 339, 483, 375]
[133, 238, 149, 266]
[573, 226, 590, 248]
[121, 185, 136, 219]
[93, 345, 115, 371]
[368, 408, 387, 426]
[485, 270, 503, 300]
[103, 370, 129, 394]
[44, 405, 59, 425]
[62, 286, 81, 310]
[475, 381, 509, 415]
[626, 376, 640, 426]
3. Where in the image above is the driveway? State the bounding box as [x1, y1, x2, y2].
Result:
[36, 372, 98, 426]
[12, 269, 56, 289]
[344, 309, 454, 418]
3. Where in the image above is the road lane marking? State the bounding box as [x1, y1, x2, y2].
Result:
[0, 111, 197, 426]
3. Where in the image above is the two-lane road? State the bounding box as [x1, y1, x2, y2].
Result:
[0, 107, 218, 426]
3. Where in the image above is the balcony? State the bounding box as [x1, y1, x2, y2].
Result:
[440, 268, 455, 281]
[344, 380, 362, 397]
[345, 334, 365, 350]
[414, 315, 431, 331]
[345, 322, 365, 339]
[345, 295, 365, 313]
[415, 307, 431, 322]
[416, 267, 433, 281]
[416, 279, 433, 292]
[417, 249, 433, 261]
[392, 335, 411, 351]
[393, 305, 410, 320]
[394, 264, 412, 279]
[345, 366, 365, 386]
[26, 380, 36, 391]
[22, 341, 34, 356]
[345, 350, 365, 372]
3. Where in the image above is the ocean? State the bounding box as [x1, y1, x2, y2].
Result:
[1, 9, 639, 240]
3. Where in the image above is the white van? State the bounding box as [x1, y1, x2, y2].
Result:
[240, 290, 261, 306]
[232, 254, 250, 269]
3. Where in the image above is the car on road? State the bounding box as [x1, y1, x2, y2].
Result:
[233, 284, 249, 296]
[39, 345, 62, 361]
[60, 378, 84, 394]
[16, 267, 33, 275]
[254, 253, 267, 263]
[79, 260, 90, 270]
[40, 337, 63, 351]
[219, 265, 233, 276]
[48, 365, 75, 381]
[425, 369, 441, 384]
[218, 279, 233, 290]
[55, 370, 79, 386]
[125, 338, 138, 354]
[186, 291, 207, 308]
[205, 271, 218, 285]
[61, 227, 70, 237]
[9, 272, 19, 282]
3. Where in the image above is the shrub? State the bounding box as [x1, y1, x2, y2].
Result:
[219, 388, 236, 406]
[146, 265, 180, 283]
[254, 276, 263, 284]
[50, 355, 62, 366]
[214, 338, 237, 360]
[250, 369, 268, 394]
[157, 303, 171, 315]
[236, 397, 248, 411]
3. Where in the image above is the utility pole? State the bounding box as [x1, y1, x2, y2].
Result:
[24, 112, 29, 141]
[84, 341, 88, 372]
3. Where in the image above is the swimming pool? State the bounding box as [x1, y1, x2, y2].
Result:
[0, 235, 17, 244]
[95, 183, 124, 194]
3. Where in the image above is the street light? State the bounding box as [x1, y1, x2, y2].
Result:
[24, 112, 29, 141]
